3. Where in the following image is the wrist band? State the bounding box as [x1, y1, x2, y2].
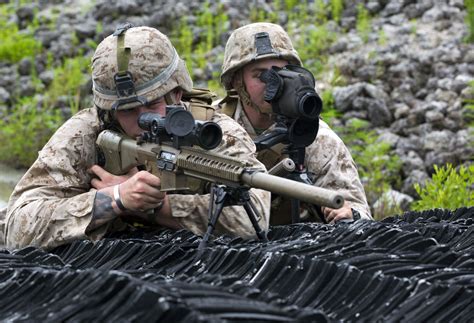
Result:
[113, 184, 127, 211]
[155, 200, 164, 212]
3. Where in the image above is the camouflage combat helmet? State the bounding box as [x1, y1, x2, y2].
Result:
[221, 22, 302, 90]
[92, 25, 193, 110]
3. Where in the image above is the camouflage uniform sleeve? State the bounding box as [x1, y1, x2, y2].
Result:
[307, 120, 372, 220]
[4, 109, 106, 250]
[168, 112, 271, 238]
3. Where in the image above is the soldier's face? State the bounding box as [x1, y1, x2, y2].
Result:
[241, 58, 288, 114]
[115, 90, 182, 138]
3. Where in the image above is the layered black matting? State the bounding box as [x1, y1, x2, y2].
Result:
[1, 207, 473, 322]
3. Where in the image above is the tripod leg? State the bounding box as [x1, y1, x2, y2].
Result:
[241, 192, 268, 242]
[198, 186, 228, 251]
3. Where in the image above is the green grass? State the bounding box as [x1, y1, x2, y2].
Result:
[330, 0, 344, 23]
[356, 3, 371, 43]
[171, 0, 229, 92]
[466, 0, 474, 42]
[0, 5, 42, 63]
[0, 2, 92, 167]
[0, 55, 90, 167]
[412, 163, 474, 211]
[339, 118, 403, 219]
[0, 97, 64, 166]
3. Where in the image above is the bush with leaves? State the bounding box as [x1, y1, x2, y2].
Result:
[0, 97, 63, 167]
[412, 163, 474, 211]
[466, 0, 474, 43]
[0, 5, 42, 63]
[338, 118, 402, 220]
[356, 4, 371, 43]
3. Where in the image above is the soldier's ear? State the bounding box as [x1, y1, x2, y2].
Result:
[165, 88, 183, 105]
[174, 88, 183, 102]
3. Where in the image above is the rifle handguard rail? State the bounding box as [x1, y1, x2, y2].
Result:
[178, 147, 247, 183]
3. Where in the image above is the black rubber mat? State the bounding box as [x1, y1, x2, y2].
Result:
[0, 207, 473, 321]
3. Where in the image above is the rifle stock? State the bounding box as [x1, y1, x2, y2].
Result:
[96, 130, 344, 209]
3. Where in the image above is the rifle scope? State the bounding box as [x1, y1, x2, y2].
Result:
[138, 106, 222, 150]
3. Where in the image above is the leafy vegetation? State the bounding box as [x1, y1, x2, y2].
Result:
[463, 81, 474, 127]
[338, 118, 402, 220]
[0, 3, 91, 167]
[330, 0, 344, 23]
[0, 97, 63, 166]
[466, 0, 474, 43]
[320, 90, 342, 122]
[0, 55, 90, 167]
[171, 1, 229, 96]
[46, 56, 91, 116]
[0, 5, 42, 63]
[412, 164, 474, 211]
[356, 4, 371, 43]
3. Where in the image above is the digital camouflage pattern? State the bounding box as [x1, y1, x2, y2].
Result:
[92, 26, 193, 110]
[4, 105, 270, 250]
[220, 22, 302, 90]
[217, 98, 372, 224]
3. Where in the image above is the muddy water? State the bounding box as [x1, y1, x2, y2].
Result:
[0, 163, 26, 209]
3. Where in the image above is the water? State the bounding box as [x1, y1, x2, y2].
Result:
[0, 163, 26, 209]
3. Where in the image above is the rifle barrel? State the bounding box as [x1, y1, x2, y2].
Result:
[241, 171, 344, 209]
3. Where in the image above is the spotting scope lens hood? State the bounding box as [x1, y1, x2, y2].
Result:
[259, 65, 322, 120]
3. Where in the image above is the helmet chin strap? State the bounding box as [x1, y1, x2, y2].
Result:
[233, 70, 272, 119]
[164, 91, 177, 105]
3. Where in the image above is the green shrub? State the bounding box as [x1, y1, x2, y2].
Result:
[2, 64, 89, 167]
[293, 23, 337, 75]
[463, 81, 474, 127]
[45, 55, 91, 115]
[0, 97, 64, 167]
[340, 118, 402, 220]
[173, 16, 194, 77]
[0, 5, 92, 168]
[248, 1, 337, 78]
[466, 0, 474, 43]
[412, 164, 474, 211]
[330, 0, 344, 23]
[171, 1, 228, 91]
[356, 4, 371, 43]
[0, 6, 42, 63]
[378, 29, 387, 46]
[320, 89, 341, 123]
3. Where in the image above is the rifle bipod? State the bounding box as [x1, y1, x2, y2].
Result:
[197, 184, 268, 253]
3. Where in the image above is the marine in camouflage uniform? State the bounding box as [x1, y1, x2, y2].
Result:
[217, 23, 371, 224]
[4, 26, 270, 250]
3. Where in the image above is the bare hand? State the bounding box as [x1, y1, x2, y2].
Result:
[89, 165, 137, 189]
[321, 201, 353, 224]
[113, 170, 166, 212]
[90, 165, 166, 213]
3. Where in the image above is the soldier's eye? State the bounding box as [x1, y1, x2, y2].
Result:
[145, 97, 165, 107]
[118, 108, 135, 114]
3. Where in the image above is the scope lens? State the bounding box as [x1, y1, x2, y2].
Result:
[197, 122, 222, 150]
[138, 112, 164, 135]
[299, 93, 322, 119]
[165, 109, 195, 137]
